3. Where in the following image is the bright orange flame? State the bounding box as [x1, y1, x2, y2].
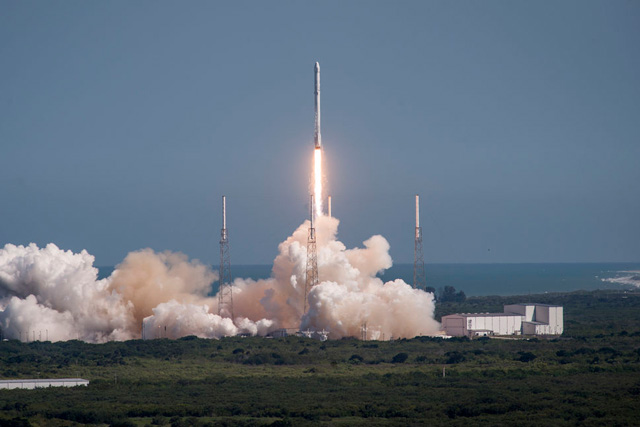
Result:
[314, 148, 323, 217]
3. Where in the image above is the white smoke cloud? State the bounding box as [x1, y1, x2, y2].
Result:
[142, 300, 273, 339]
[300, 216, 440, 339]
[0, 216, 439, 342]
[0, 243, 134, 342]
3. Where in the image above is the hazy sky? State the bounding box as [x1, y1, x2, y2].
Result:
[1, 1, 639, 265]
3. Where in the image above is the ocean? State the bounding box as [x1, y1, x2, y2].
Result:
[379, 263, 640, 296]
[97, 263, 640, 296]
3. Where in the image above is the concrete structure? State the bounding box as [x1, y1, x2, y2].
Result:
[0, 378, 89, 389]
[442, 304, 563, 337]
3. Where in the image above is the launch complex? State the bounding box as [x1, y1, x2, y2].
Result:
[214, 63, 429, 338]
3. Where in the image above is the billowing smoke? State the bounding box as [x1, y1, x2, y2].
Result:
[0, 243, 220, 342]
[0, 217, 439, 342]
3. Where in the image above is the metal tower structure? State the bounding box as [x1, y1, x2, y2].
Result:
[304, 195, 319, 315]
[360, 322, 368, 341]
[218, 195, 233, 318]
[413, 194, 427, 290]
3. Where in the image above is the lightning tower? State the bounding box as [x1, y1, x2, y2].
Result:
[218, 195, 233, 318]
[413, 194, 427, 290]
[304, 195, 318, 314]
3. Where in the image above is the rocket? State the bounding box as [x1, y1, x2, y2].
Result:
[314, 62, 321, 149]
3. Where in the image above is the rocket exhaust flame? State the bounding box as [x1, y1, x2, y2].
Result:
[314, 148, 323, 218]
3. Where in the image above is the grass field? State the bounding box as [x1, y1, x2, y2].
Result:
[1, 289, 639, 426]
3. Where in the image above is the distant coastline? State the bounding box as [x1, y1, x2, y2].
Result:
[97, 262, 640, 297]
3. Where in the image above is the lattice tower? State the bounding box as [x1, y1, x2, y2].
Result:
[413, 194, 427, 290]
[304, 195, 318, 315]
[218, 195, 233, 318]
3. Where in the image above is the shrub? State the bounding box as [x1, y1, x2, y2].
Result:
[439, 286, 466, 303]
[598, 347, 619, 356]
[518, 352, 537, 363]
[0, 418, 31, 427]
[445, 351, 465, 364]
[349, 354, 364, 363]
[270, 418, 293, 427]
[242, 353, 270, 365]
[391, 353, 409, 364]
[151, 415, 169, 425]
[446, 404, 480, 418]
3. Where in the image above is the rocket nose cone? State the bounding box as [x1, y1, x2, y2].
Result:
[315, 62, 320, 71]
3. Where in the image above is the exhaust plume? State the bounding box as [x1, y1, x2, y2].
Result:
[0, 217, 439, 342]
[314, 148, 323, 217]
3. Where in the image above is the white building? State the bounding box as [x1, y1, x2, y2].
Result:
[441, 313, 523, 337]
[504, 303, 563, 335]
[0, 378, 89, 389]
[441, 304, 563, 337]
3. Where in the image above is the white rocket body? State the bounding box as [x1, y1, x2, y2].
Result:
[314, 62, 321, 149]
[415, 194, 420, 239]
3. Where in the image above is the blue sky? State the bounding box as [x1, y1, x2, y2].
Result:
[1, 1, 639, 265]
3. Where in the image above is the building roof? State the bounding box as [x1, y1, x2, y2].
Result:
[0, 378, 88, 384]
[443, 313, 523, 318]
[508, 303, 562, 307]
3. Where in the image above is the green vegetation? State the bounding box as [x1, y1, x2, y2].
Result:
[1, 289, 639, 426]
[434, 285, 466, 303]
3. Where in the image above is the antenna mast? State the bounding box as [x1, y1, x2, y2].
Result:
[413, 194, 427, 290]
[218, 195, 233, 318]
